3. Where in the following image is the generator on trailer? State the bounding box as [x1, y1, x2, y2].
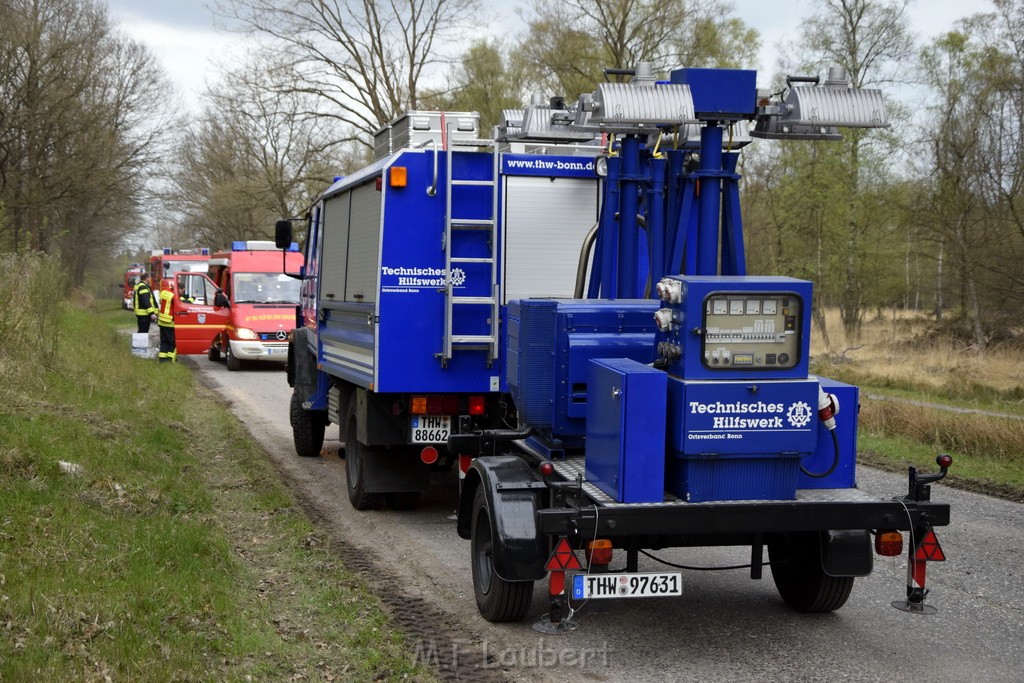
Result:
[280, 65, 951, 625]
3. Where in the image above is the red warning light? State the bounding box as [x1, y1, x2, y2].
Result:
[914, 529, 946, 562]
[539, 462, 554, 476]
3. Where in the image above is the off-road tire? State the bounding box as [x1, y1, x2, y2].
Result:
[290, 392, 325, 458]
[225, 345, 242, 371]
[769, 532, 855, 612]
[471, 486, 534, 622]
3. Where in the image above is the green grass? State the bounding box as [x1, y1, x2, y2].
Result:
[0, 298, 435, 681]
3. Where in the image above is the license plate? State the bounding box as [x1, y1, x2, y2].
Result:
[410, 415, 450, 444]
[571, 572, 682, 600]
[267, 347, 287, 355]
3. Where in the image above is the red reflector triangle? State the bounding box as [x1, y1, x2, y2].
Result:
[914, 529, 946, 562]
[545, 537, 583, 571]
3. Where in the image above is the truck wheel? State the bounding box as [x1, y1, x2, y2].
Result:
[225, 345, 241, 371]
[207, 343, 221, 361]
[346, 413, 383, 510]
[471, 486, 534, 622]
[385, 492, 421, 510]
[769, 532, 854, 613]
[290, 392, 325, 458]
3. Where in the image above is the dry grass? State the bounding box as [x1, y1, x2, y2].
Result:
[810, 307, 1024, 397]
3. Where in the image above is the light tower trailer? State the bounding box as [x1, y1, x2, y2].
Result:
[281, 69, 952, 625]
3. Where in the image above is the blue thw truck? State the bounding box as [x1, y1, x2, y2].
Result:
[279, 66, 952, 626]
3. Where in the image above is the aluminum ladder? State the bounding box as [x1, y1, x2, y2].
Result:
[440, 132, 499, 368]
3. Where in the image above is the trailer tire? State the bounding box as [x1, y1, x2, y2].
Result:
[290, 392, 325, 458]
[769, 532, 854, 613]
[346, 412, 384, 510]
[471, 486, 534, 622]
[225, 345, 241, 371]
[385, 492, 421, 510]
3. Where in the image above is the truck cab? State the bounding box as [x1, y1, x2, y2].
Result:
[207, 240, 304, 370]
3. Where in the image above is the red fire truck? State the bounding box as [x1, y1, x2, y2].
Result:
[206, 240, 303, 370]
[149, 248, 210, 291]
[122, 263, 145, 309]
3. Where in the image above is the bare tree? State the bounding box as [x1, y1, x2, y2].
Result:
[170, 54, 347, 249]
[515, 0, 759, 99]
[214, 0, 483, 146]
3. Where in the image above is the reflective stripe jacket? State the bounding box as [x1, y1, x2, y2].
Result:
[132, 281, 157, 316]
[157, 288, 175, 326]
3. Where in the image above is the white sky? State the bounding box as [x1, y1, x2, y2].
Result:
[108, 0, 989, 113]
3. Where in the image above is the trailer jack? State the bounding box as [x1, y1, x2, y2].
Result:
[533, 537, 581, 634]
[892, 455, 951, 614]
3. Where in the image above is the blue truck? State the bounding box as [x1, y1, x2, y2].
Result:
[279, 66, 952, 626]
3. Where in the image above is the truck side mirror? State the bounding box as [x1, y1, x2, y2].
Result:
[214, 290, 230, 308]
[275, 220, 293, 250]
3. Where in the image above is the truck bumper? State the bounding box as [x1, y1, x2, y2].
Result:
[229, 339, 289, 362]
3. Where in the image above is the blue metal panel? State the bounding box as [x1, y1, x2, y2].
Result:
[666, 377, 819, 456]
[507, 299, 658, 446]
[658, 275, 813, 380]
[374, 149, 498, 392]
[798, 377, 859, 489]
[585, 358, 667, 503]
[670, 68, 757, 119]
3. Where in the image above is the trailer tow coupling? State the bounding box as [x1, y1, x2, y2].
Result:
[892, 454, 952, 614]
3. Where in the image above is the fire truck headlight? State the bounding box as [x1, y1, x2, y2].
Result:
[235, 327, 258, 340]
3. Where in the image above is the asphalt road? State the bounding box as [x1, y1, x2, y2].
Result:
[189, 357, 1024, 682]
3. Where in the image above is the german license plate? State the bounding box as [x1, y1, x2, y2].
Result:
[410, 415, 450, 444]
[571, 572, 682, 600]
[267, 347, 287, 355]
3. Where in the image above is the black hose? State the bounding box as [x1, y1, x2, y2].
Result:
[800, 428, 841, 478]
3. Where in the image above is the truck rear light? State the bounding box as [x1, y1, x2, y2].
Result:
[442, 396, 458, 414]
[411, 396, 427, 414]
[468, 395, 485, 415]
[420, 446, 439, 464]
[389, 166, 407, 187]
[875, 530, 903, 556]
[586, 540, 613, 566]
[427, 396, 442, 414]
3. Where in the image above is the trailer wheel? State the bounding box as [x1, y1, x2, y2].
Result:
[290, 392, 325, 458]
[225, 345, 241, 371]
[471, 486, 534, 622]
[345, 413, 384, 510]
[769, 532, 854, 613]
[385, 492, 421, 510]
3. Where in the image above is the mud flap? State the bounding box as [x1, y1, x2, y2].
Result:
[458, 456, 547, 582]
[821, 529, 873, 577]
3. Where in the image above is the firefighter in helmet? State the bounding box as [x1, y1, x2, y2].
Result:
[132, 274, 157, 334]
[157, 280, 177, 363]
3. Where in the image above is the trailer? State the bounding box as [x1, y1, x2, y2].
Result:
[280, 66, 951, 626]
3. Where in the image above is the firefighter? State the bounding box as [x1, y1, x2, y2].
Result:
[132, 276, 157, 333]
[157, 283, 176, 363]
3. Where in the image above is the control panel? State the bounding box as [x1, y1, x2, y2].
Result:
[653, 275, 813, 380]
[702, 293, 802, 369]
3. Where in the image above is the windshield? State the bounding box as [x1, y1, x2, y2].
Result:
[232, 272, 301, 304]
[162, 260, 208, 274]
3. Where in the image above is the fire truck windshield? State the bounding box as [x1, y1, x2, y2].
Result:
[232, 272, 301, 304]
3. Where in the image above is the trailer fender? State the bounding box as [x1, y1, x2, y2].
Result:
[821, 529, 873, 577]
[458, 456, 547, 582]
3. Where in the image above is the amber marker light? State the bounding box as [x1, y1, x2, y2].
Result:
[875, 530, 903, 556]
[389, 166, 407, 187]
